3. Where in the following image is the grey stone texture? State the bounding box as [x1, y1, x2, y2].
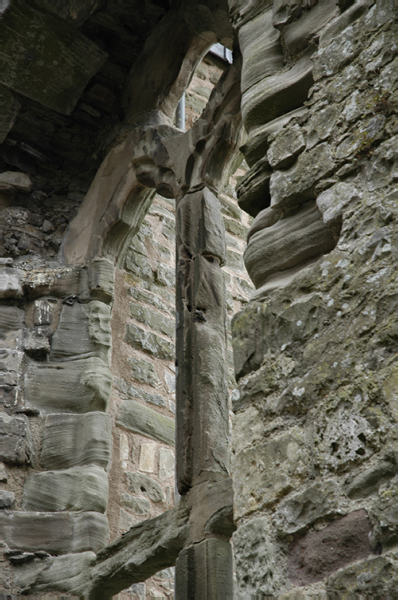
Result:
[244, 201, 336, 288]
[176, 188, 230, 493]
[233, 517, 279, 597]
[0, 414, 34, 465]
[13, 551, 96, 597]
[87, 504, 189, 598]
[40, 412, 112, 469]
[175, 538, 233, 599]
[25, 357, 111, 413]
[269, 142, 335, 209]
[128, 356, 160, 387]
[126, 471, 164, 503]
[232, 3, 398, 596]
[0, 511, 109, 554]
[50, 300, 111, 361]
[117, 399, 175, 446]
[23, 465, 108, 513]
[125, 323, 174, 360]
[0, 266, 23, 299]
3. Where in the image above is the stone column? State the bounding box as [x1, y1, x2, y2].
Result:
[175, 186, 233, 598]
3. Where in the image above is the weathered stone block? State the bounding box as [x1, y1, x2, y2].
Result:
[177, 188, 226, 264]
[345, 460, 396, 499]
[175, 538, 233, 599]
[120, 493, 151, 515]
[239, 7, 284, 94]
[115, 377, 166, 408]
[23, 465, 108, 513]
[236, 157, 272, 217]
[0, 171, 32, 191]
[246, 206, 282, 242]
[125, 323, 174, 360]
[13, 551, 96, 597]
[117, 399, 175, 446]
[244, 201, 335, 289]
[50, 301, 111, 361]
[139, 443, 156, 473]
[365, 135, 398, 192]
[0, 85, 20, 143]
[233, 517, 279, 597]
[186, 478, 234, 543]
[233, 427, 310, 518]
[157, 262, 175, 287]
[270, 142, 335, 209]
[41, 412, 112, 470]
[0, 306, 24, 331]
[0, 490, 15, 508]
[128, 356, 159, 387]
[0, 511, 108, 554]
[130, 303, 174, 337]
[87, 258, 115, 303]
[306, 104, 339, 149]
[371, 484, 398, 549]
[25, 357, 111, 413]
[313, 23, 361, 80]
[273, 480, 349, 537]
[267, 124, 305, 170]
[288, 510, 372, 585]
[241, 107, 309, 167]
[231, 302, 268, 380]
[0, 414, 34, 465]
[159, 448, 175, 481]
[317, 182, 361, 226]
[314, 409, 374, 472]
[88, 504, 189, 598]
[22, 328, 50, 359]
[326, 551, 398, 597]
[282, 0, 339, 57]
[0, 267, 22, 299]
[242, 50, 313, 131]
[319, 0, 369, 47]
[0, 3, 107, 114]
[126, 471, 164, 503]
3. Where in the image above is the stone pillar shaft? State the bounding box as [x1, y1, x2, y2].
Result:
[175, 186, 232, 598]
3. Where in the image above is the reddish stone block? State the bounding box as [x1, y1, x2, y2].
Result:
[288, 510, 373, 585]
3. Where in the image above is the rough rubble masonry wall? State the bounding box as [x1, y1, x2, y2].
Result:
[231, 1, 398, 597]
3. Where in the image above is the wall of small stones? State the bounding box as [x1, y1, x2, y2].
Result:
[231, 0, 398, 597]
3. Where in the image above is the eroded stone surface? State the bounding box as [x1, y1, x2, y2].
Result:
[233, 517, 279, 597]
[23, 465, 108, 513]
[288, 511, 373, 586]
[270, 142, 335, 209]
[25, 357, 111, 413]
[244, 201, 335, 288]
[0, 511, 109, 554]
[117, 399, 175, 446]
[0, 414, 34, 465]
[233, 426, 310, 518]
[40, 412, 112, 470]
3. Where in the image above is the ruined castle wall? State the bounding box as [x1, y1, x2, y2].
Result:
[231, 1, 398, 596]
[1, 51, 252, 597]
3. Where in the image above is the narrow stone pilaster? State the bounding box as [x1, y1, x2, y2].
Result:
[175, 187, 233, 597]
